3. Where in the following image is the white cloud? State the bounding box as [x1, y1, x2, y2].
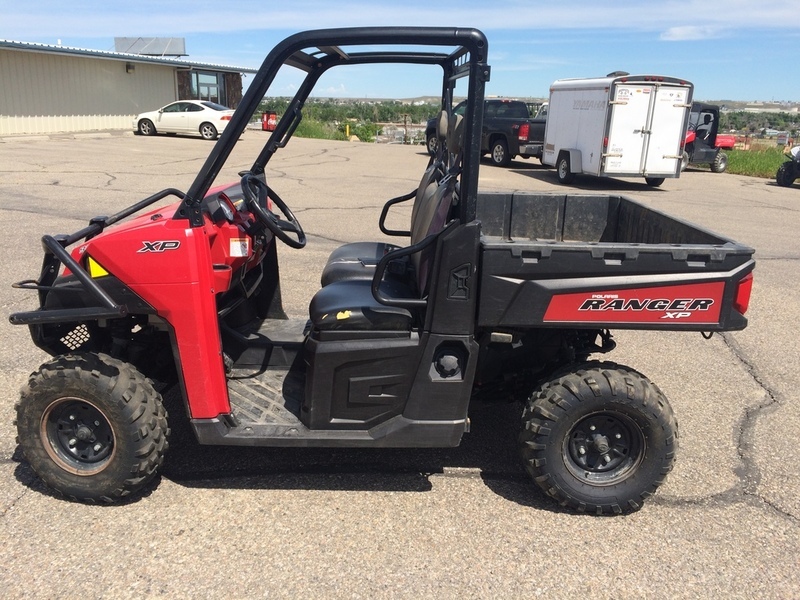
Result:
[321, 84, 347, 96]
[660, 26, 726, 41]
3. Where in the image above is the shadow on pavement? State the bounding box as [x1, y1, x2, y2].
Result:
[11, 386, 563, 511]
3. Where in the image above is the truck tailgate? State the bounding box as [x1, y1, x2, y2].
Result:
[476, 192, 754, 331]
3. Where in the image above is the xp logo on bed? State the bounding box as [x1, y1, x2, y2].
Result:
[544, 282, 724, 324]
[138, 240, 181, 253]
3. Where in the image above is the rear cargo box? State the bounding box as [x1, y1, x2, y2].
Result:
[476, 192, 754, 330]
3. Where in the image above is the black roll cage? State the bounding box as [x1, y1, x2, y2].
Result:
[173, 27, 490, 228]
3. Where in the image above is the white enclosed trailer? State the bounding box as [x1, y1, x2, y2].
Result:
[542, 74, 693, 186]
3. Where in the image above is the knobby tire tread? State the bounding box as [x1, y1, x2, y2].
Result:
[15, 352, 169, 504]
[519, 361, 678, 515]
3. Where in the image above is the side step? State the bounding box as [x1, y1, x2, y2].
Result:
[191, 367, 466, 448]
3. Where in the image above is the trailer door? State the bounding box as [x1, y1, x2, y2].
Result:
[604, 84, 654, 174]
[642, 85, 690, 175]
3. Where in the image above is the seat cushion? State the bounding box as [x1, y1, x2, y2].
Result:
[309, 279, 414, 331]
[320, 241, 399, 286]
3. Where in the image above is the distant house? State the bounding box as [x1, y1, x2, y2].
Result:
[0, 40, 257, 136]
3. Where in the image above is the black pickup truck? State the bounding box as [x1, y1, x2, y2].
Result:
[426, 98, 546, 166]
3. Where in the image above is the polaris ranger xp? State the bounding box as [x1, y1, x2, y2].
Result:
[10, 28, 755, 514]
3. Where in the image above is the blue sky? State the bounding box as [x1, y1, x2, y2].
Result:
[2, 0, 799, 102]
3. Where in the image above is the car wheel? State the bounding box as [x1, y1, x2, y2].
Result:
[200, 123, 218, 140]
[490, 139, 511, 167]
[138, 119, 156, 136]
[426, 133, 439, 157]
[519, 362, 678, 514]
[645, 177, 665, 187]
[556, 153, 575, 184]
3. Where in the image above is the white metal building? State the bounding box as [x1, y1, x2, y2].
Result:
[0, 40, 257, 136]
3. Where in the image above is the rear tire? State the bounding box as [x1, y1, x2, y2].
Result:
[645, 177, 665, 187]
[426, 133, 439, 157]
[15, 353, 169, 503]
[490, 138, 511, 167]
[556, 154, 575, 184]
[519, 362, 678, 515]
[776, 161, 796, 187]
[200, 122, 218, 140]
[711, 151, 728, 173]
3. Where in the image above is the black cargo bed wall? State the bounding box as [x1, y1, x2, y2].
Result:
[476, 192, 726, 245]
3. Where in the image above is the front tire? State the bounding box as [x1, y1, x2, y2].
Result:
[680, 150, 689, 172]
[200, 122, 218, 140]
[15, 353, 169, 503]
[138, 119, 156, 136]
[519, 362, 677, 515]
[490, 138, 511, 167]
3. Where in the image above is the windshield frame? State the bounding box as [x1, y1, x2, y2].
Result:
[174, 27, 489, 227]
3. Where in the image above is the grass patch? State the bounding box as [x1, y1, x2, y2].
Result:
[726, 147, 788, 178]
[294, 118, 346, 141]
[292, 119, 379, 143]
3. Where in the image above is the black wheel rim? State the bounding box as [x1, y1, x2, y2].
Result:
[563, 411, 644, 485]
[40, 398, 115, 476]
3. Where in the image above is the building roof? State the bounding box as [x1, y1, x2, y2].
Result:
[0, 39, 258, 74]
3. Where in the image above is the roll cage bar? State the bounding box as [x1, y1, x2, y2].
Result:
[173, 27, 490, 228]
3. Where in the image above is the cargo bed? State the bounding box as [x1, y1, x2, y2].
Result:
[476, 192, 754, 330]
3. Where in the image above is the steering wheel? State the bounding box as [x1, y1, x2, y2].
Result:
[240, 173, 306, 249]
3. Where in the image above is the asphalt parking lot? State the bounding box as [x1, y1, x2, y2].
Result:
[1, 130, 798, 598]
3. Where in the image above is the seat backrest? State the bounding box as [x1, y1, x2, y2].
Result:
[410, 111, 465, 295]
[409, 162, 443, 236]
[410, 176, 457, 295]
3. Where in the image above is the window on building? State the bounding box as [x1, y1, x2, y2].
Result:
[190, 71, 226, 105]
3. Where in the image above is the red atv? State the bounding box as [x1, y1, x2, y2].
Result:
[682, 102, 730, 173]
[10, 28, 755, 514]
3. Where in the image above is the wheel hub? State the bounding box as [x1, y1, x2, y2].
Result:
[564, 411, 644, 484]
[41, 398, 114, 473]
[591, 434, 610, 455]
[75, 425, 93, 441]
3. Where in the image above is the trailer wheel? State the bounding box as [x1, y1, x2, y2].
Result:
[490, 138, 511, 167]
[711, 151, 728, 173]
[776, 161, 796, 187]
[645, 177, 665, 187]
[519, 362, 677, 515]
[556, 154, 575, 184]
[15, 353, 169, 503]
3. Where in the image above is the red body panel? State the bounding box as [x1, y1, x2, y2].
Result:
[72, 202, 257, 419]
[544, 282, 725, 325]
[684, 130, 735, 150]
[715, 133, 736, 150]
